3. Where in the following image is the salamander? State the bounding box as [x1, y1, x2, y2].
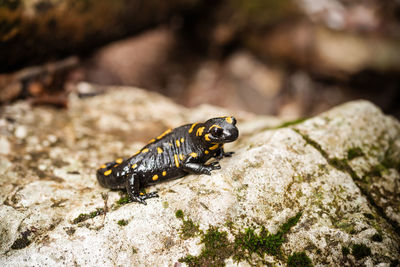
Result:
[96, 116, 239, 205]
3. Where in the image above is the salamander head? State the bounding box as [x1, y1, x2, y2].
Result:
[203, 116, 239, 144]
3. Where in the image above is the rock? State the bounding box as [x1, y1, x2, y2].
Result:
[246, 23, 400, 76]
[0, 136, 10, 155]
[183, 51, 284, 115]
[0, 85, 399, 266]
[293, 101, 400, 229]
[14, 126, 27, 139]
[83, 27, 175, 89]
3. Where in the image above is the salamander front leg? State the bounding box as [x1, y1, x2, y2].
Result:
[126, 173, 159, 205]
[215, 147, 234, 159]
[182, 160, 221, 175]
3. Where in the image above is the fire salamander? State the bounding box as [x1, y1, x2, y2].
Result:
[96, 116, 239, 205]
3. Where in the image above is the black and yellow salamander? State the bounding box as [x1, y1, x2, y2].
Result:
[97, 116, 239, 205]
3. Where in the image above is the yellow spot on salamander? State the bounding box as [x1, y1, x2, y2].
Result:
[148, 138, 156, 144]
[196, 126, 205, 136]
[204, 134, 211, 141]
[174, 154, 179, 168]
[190, 152, 197, 158]
[113, 164, 119, 167]
[140, 192, 144, 195]
[162, 171, 166, 176]
[104, 169, 112, 176]
[152, 174, 159, 181]
[142, 148, 149, 153]
[188, 123, 198, 133]
[157, 128, 172, 140]
[209, 144, 219, 150]
[179, 154, 184, 160]
[225, 116, 233, 124]
[157, 147, 163, 154]
[116, 158, 123, 164]
[133, 150, 140, 156]
[181, 137, 184, 143]
[131, 164, 137, 169]
[205, 150, 209, 154]
[100, 164, 106, 169]
[176, 140, 180, 147]
[209, 124, 222, 131]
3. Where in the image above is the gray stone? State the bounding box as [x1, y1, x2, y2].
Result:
[0, 85, 399, 266]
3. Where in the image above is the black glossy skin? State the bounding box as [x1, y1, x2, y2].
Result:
[96, 116, 239, 205]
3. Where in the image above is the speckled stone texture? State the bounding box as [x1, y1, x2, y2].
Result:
[0, 84, 399, 266]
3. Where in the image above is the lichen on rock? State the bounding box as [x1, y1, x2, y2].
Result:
[0, 84, 399, 266]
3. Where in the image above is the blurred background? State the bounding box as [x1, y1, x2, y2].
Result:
[1, 0, 400, 119]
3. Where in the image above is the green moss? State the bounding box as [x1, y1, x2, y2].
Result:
[180, 218, 201, 239]
[64, 227, 76, 236]
[351, 244, 371, 260]
[287, 251, 313, 267]
[280, 212, 302, 234]
[341, 246, 350, 256]
[178, 212, 303, 266]
[382, 157, 400, 172]
[234, 226, 284, 261]
[175, 210, 201, 239]
[175, 209, 184, 219]
[275, 118, 308, 129]
[347, 147, 364, 160]
[234, 213, 302, 261]
[112, 194, 132, 210]
[116, 194, 130, 205]
[179, 254, 201, 266]
[72, 208, 105, 224]
[367, 164, 386, 177]
[117, 219, 128, 226]
[337, 222, 355, 234]
[371, 233, 383, 242]
[179, 226, 232, 267]
[73, 214, 86, 223]
[329, 157, 358, 180]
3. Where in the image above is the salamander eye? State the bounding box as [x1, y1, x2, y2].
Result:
[211, 127, 223, 137]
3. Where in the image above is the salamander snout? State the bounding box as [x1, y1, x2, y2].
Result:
[205, 116, 239, 143]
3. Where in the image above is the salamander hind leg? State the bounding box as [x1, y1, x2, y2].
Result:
[126, 173, 159, 205]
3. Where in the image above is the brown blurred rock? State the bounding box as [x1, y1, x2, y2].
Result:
[246, 22, 400, 76]
[0, 56, 78, 105]
[183, 51, 284, 115]
[82, 27, 175, 91]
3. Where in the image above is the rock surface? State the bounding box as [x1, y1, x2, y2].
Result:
[0, 85, 399, 266]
